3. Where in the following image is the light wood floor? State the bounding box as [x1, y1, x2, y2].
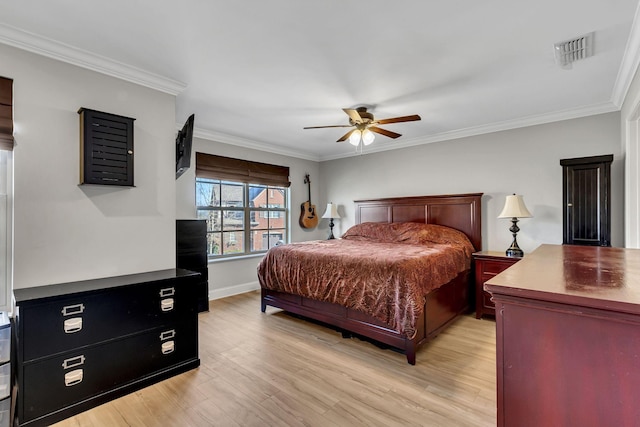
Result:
[53, 291, 497, 427]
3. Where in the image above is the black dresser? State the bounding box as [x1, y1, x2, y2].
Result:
[13, 269, 200, 427]
[176, 220, 209, 312]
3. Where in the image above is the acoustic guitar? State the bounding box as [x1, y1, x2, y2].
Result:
[299, 174, 319, 229]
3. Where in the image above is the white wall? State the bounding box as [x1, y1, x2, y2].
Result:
[319, 112, 623, 253]
[176, 137, 324, 299]
[0, 41, 626, 297]
[0, 43, 178, 288]
[622, 65, 640, 248]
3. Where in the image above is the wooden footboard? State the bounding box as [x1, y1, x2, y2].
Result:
[261, 269, 471, 364]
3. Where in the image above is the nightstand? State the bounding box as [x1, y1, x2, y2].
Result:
[473, 251, 521, 318]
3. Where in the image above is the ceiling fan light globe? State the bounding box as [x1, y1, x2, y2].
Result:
[362, 129, 375, 145]
[349, 130, 362, 146]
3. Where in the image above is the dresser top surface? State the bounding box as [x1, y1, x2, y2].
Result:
[485, 244, 640, 313]
[14, 268, 199, 304]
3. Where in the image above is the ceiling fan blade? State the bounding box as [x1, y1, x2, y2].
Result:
[343, 108, 364, 124]
[303, 124, 353, 129]
[337, 129, 358, 142]
[374, 114, 422, 125]
[369, 126, 402, 139]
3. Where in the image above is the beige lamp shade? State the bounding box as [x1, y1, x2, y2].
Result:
[498, 194, 532, 218]
[322, 203, 340, 219]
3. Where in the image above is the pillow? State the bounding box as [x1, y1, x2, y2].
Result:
[341, 222, 401, 243]
[395, 222, 473, 248]
[342, 222, 473, 250]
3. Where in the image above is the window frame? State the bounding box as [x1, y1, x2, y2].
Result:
[196, 177, 289, 259]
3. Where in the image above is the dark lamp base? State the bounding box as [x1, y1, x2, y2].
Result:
[505, 248, 523, 257]
[327, 218, 336, 240]
[505, 217, 524, 257]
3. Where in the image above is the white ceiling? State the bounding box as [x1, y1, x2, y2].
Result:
[1, 1, 640, 161]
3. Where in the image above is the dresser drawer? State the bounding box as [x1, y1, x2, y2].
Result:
[19, 279, 198, 362]
[473, 253, 521, 318]
[481, 272, 500, 283]
[482, 289, 495, 310]
[481, 260, 514, 275]
[21, 320, 197, 423]
[479, 261, 517, 310]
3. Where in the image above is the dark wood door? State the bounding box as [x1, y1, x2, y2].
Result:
[560, 154, 612, 246]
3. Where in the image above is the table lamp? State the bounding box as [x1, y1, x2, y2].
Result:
[321, 203, 340, 239]
[498, 194, 532, 257]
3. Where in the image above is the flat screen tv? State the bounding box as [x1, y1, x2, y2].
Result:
[176, 114, 195, 179]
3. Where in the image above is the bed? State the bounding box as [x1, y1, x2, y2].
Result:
[258, 193, 482, 364]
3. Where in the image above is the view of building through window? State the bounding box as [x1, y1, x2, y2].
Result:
[196, 178, 288, 257]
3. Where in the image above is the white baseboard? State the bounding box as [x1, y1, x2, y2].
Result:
[209, 281, 260, 300]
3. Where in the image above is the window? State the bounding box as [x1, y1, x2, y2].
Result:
[194, 153, 291, 259]
[261, 204, 283, 218]
[0, 76, 14, 151]
[196, 179, 288, 257]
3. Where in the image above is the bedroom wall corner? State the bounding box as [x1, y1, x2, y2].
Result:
[622, 64, 640, 248]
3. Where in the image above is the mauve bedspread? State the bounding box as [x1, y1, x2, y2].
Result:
[257, 222, 474, 339]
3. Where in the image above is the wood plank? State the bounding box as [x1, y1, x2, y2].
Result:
[52, 290, 496, 426]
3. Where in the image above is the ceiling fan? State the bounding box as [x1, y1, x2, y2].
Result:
[303, 107, 421, 146]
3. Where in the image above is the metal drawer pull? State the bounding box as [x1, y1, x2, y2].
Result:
[63, 317, 83, 334]
[64, 369, 84, 387]
[160, 330, 175, 341]
[62, 355, 85, 370]
[61, 304, 85, 316]
[160, 298, 174, 312]
[161, 341, 175, 355]
[159, 287, 175, 297]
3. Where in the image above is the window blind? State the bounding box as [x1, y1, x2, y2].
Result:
[0, 77, 13, 151]
[196, 152, 290, 187]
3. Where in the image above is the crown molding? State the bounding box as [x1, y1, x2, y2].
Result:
[193, 101, 617, 163]
[191, 126, 321, 162]
[1, 21, 629, 163]
[0, 23, 186, 96]
[611, 2, 640, 107]
[319, 101, 619, 161]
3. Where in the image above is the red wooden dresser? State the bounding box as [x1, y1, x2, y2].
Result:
[485, 244, 640, 427]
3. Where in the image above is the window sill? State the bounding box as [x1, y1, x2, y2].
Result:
[208, 252, 266, 264]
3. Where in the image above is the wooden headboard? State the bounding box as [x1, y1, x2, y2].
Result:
[354, 193, 483, 251]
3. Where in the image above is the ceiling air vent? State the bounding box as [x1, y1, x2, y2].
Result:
[554, 32, 593, 69]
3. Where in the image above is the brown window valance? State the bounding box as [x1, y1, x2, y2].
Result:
[0, 76, 13, 151]
[196, 152, 291, 187]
